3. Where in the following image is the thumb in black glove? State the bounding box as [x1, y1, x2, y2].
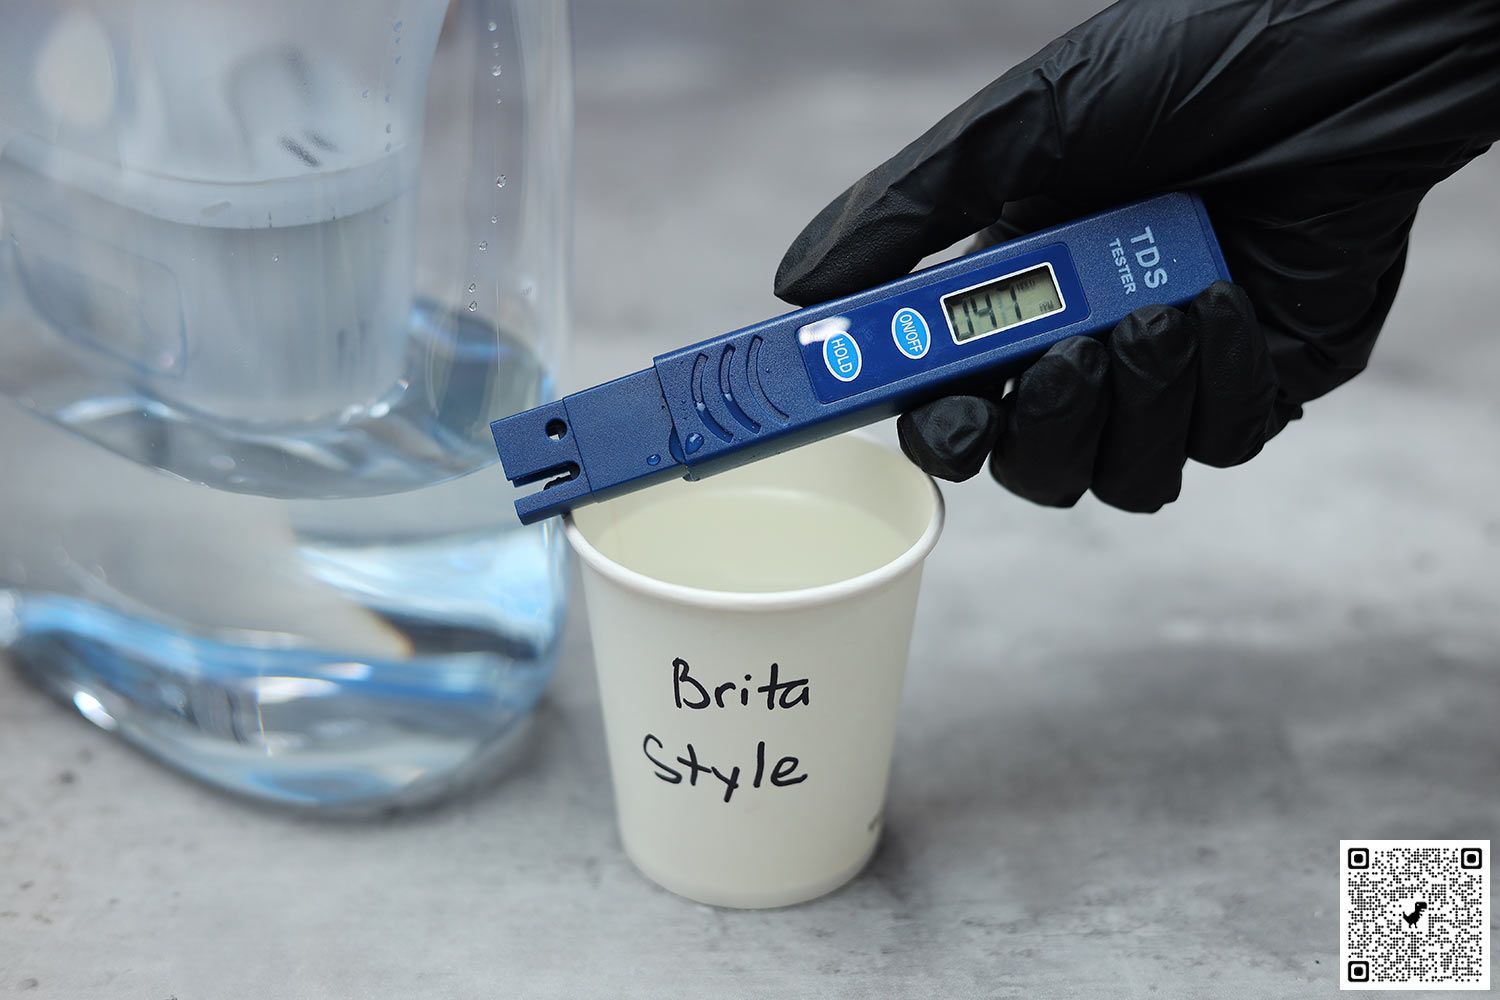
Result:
[775, 0, 1500, 512]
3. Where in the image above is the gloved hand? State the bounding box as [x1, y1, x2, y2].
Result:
[775, 0, 1500, 512]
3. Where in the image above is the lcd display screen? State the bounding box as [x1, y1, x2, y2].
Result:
[943, 265, 1062, 343]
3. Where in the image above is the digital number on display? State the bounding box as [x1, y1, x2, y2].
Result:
[942, 265, 1062, 344]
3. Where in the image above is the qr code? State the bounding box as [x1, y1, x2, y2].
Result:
[1340, 840, 1490, 990]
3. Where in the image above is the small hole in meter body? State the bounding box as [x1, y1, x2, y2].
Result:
[545, 419, 568, 440]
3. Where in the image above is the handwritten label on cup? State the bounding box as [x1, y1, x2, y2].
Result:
[641, 657, 810, 803]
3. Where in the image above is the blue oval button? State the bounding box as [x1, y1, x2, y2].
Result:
[823, 331, 862, 382]
[891, 307, 930, 360]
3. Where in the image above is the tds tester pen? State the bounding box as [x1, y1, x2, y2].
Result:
[493, 192, 1230, 524]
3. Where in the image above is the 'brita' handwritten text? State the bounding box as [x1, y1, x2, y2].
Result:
[641, 657, 810, 803]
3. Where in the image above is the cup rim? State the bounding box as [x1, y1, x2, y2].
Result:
[563, 436, 945, 613]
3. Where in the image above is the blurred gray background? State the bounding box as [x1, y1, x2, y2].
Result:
[3, 1, 1497, 997]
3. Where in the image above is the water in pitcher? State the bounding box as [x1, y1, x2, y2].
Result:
[0, 299, 566, 812]
[0, 0, 574, 810]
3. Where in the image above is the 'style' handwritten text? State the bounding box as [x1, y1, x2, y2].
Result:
[641, 657, 810, 803]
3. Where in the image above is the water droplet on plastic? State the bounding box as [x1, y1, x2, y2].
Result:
[384, 143, 392, 152]
[495, 174, 507, 188]
[646, 454, 661, 467]
[209, 454, 236, 472]
[361, 89, 370, 99]
[394, 55, 402, 65]
[495, 97, 504, 105]
[490, 215, 498, 224]
[685, 433, 704, 454]
[385, 123, 392, 133]
[272, 254, 279, 262]
[467, 282, 477, 293]
[488, 19, 498, 31]
[468, 301, 478, 312]
[491, 65, 502, 77]
[477, 241, 489, 251]
[394, 19, 403, 31]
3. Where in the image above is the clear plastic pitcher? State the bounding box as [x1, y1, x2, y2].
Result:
[0, 0, 572, 811]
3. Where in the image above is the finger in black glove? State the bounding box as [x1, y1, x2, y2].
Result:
[900, 281, 1281, 512]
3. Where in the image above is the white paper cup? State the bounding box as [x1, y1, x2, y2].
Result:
[567, 433, 943, 908]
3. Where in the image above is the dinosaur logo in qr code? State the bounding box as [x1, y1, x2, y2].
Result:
[1339, 840, 1490, 990]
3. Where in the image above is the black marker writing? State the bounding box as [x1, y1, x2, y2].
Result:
[651, 657, 813, 802]
[643, 734, 681, 783]
[673, 657, 810, 711]
[770, 754, 806, 787]
[644, 734, 808, 802]
[673, 742, 742, 803]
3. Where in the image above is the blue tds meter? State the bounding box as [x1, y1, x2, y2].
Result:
[493, 192, 1230, 524]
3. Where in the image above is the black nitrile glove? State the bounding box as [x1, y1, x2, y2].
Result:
[775, 0, 1500, 512]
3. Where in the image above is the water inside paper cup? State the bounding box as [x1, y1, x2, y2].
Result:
[583, 487, 910, 593]
[573, 433, 937, 597]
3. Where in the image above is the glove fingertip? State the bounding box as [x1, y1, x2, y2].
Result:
[1185, 280, 1281, 468]
[773, 235, 828, 305]
[1110, 304, 1196, 379]
[1091, 477, 1182, 515]
[774, 230, 884, 305]
[989, 456, 1090, 508]
[897, 395, 1002, 482]
[774, 178, 924, 305]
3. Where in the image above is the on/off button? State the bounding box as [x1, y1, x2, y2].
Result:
[891, 306, 931, 359]
[822, 330, 862, 382]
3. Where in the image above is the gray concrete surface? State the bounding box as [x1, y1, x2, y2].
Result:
[3, 1, 1499, 997]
